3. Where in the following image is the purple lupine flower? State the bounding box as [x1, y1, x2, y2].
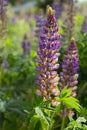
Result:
[52, 0, 62, 20]
[22, 34, 31, 56]
[82, 18, 87, 33]
[0, 0, 8, 36]
[36, 6, 61, 106]
[35, 11, 46, 40]
[60, 38, 79, 97]
[59, 38, 79, 117]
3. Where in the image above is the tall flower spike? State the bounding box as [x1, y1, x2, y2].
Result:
[22, 34, 31, 56]
[52, 0, 62, 20]
[82, 17, 87, 33]
[0, 0, 8, 37]
[62, 0, 77, 40]
[35, 10, 46, 41]
[60, 38, 79, 97]
[36, 6, 61, 106]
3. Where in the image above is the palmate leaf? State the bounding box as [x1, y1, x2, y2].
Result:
[28, 115, 40, 130]
[76, 117, 86, 123]
[35, 107, 50, 126]
[40, 117, 49, 130]
[62, 97, 81, 112]
[35, 107, 54, 129]
[64, 117, 87, 130]
[27, 107, 50, 130]
[28, 115, 49, 130]
[26, 107, 52, 130]
[58, 88, 81, 112]
[60, 88, 72, 98]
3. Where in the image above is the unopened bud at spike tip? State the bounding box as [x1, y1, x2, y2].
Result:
[71, 37, 75, 41]
[47, 6, 54, 15]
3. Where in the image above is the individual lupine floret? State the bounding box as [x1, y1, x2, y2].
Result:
[0, 0, 8, 36]
[82, 18, 87, 33]
[22, 34, 31, 56]
[36, 6, 61, 106]
[60, 38, 79, 97]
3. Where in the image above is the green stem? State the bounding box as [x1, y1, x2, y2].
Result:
[61, 116, 66, 130]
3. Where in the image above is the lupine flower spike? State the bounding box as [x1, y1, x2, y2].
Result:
[0, 0, 8, 37]
[63, 0, 77, 40]
[60, 38, 79, 97]
[22, 34, 31, 56]
[52, 0, 62, 20]
[59, 38, 79, 116]
[82, 17, 87, 33]
[35, 10, 45, 40]
[36, 6, 61, 106]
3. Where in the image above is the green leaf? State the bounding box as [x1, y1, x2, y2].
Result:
[28, 115, 40, 130]
[76, 117, 86, 123]
[55, 103, 63, 114]
[60, 88, 72, 98]
[62, 97, 81, 112]
[35, 107, 49, 124]
[40, 117, 49, 130]
[8, 108, 25, 115]
[28, 111, 50, 130]
[33, 94, 43, 106]
[43, 107, 55, 112]
[35, 107, 51, 127]
[26, 110, 35, 126]
[39, 100, 51, 107]
[35, 107, 45, 118]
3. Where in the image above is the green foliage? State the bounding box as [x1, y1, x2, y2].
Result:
[25, 88, 81, 130]
[79, 107, 87, 120]
[64, 117, 87, 130]
[26, 105, 54, 130]
[58, 88, 81, 112]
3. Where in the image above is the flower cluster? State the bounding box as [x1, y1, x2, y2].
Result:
[60, 38, 79, 97]
[36, 7, 61, 106]
[22, 34, 31, 56]
[0, 0, 8, 36]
